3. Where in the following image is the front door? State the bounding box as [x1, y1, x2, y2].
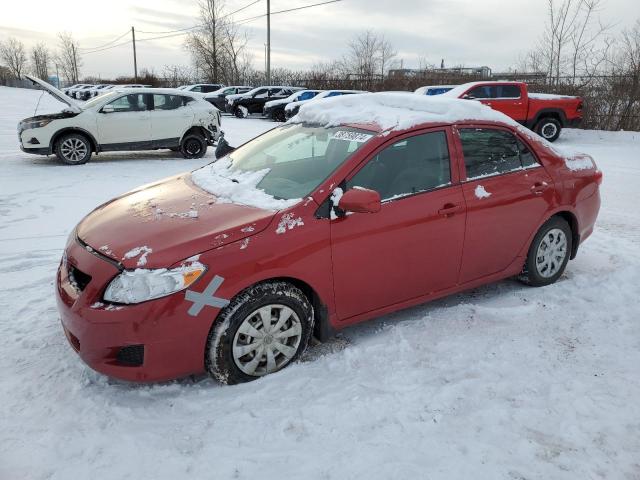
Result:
[96, 93, 151, 146]
[455, 127, 555, 284]
[330, 128, 466, 320]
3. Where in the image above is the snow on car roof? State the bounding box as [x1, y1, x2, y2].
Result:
[289, 91, 515, 133]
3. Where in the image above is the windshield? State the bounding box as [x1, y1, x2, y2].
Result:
[81, 92, 118, 109]
[192, 123, 375, 206]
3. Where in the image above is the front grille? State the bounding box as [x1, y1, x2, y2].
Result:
[68, 265, 91, 292]
[116, 345, 144, 367]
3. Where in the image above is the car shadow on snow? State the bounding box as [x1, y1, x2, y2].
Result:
[86, 274, 568, 397]
[20, 150, 217, 166]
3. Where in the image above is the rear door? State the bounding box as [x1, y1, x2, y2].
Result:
[466, 84, 528, 123]
[96, 93, 151, 146]
[330, 128, 467, 320]
[150, 94, 194, 147]
[454, 126, 555, 284]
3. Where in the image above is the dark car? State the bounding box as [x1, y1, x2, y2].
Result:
[284, 90, 366, 119]
[204, 86, 253, 111]
[227, 86, 305, 118]
[263, 89, 321, 122]
[179, 83, 226, 94]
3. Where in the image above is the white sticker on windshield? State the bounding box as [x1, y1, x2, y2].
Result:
[331, 131, 373, 143]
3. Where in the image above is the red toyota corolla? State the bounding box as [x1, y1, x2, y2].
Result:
[56, 93, 602, 384]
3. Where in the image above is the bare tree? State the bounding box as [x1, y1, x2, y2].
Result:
[57, 32, 82, 84]
[0, 37, 27, 79]
[378, 35, 397, 78]
[162, 64, 194, 87]
[186, 0, 225, 83]
[30, 43, 50, 80]
[527, 0, 611, 84]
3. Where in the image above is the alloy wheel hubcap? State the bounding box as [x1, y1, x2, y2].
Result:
[535, 228, 568, 278]
[61, 138, 88, 162]
[185, 140, 201, 155]
[541, 123, 558, 139]
[232, 304, 302, 377]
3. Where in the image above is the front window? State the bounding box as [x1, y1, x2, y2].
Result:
[104, 94, 148, 113]
[193, 124, 375, 202]
[347, 131, 451, 201]
[82, 92, 119, 109]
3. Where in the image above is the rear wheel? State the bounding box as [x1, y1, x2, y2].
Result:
[180, 133, 207, 159]
[520, 216, 572, 287]
[274, 109, 286, 122]
[205, 281, 314, 385]
[55, 133, 92, 165]
[535, 117, 562, 142]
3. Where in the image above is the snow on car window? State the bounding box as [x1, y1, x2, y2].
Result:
[191, 123, 374, 208]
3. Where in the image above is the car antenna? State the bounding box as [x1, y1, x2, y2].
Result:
[33, 89, 45, 117]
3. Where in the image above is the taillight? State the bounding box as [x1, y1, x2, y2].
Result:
[577, 101, 584, 112]
[595, 170, 603, 185]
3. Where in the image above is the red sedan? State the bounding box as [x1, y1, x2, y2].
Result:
[56, 93, 602, 384]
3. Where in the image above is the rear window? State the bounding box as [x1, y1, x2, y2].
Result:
[459, 129, 522, 179]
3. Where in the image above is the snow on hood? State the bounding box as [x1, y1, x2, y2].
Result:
[25, 74, 81, 113]
[191, 158, 301, 211]
[289, 92, 513, 132]
[77, 174, 276, 269]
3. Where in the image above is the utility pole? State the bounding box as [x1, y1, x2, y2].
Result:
[132, 26, 138, 82]
[266, 0, 271, 84]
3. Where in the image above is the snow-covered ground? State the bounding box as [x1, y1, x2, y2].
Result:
[1, 86, 639, 479]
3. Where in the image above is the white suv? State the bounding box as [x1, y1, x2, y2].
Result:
[19, 75, 222, 165]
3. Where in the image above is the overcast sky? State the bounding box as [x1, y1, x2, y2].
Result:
[2, 0, 640, 79]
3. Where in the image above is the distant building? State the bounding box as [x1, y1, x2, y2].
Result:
[388, 66, 493, 79]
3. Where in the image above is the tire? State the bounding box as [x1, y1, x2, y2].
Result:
[234, 106, 248, 118]
[535, 117, 562, 142]
[519, 216, 572, 287]
[274, 109, 286, 122]
[55, 133, 92, 165]
[180, 133, 207, 159]
[205, 281, 314, 385]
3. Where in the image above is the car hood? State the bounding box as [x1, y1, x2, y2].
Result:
[77, 174, 276, 269]
[25, 74, 82, 113]
[264, 98, 291, 109]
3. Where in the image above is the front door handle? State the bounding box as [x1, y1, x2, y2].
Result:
[530, 181, 549, 195]
[438, 203, 464, 217]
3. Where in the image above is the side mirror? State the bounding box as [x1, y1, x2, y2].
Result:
[338, 188, 381, 214]
[101, 105, 115, 114]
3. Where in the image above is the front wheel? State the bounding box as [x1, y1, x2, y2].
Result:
[205, 281, 314, 384]
[55, 133, 92, 165]
[519, 216, 572, 287]
[535, 117, 562, 142]
[180, 133, 207, 159]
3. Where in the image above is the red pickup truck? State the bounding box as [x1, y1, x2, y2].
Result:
[444, 81, 583, 142]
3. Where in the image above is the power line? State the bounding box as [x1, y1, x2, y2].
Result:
[82, 39, 132, 55]
[236, 0, 342, 25]
[135, 0, 263, 35]
[79, 30, 131, 51]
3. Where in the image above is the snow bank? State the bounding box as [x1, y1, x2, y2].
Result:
[290, 92, 513, 132]
[191, 158, 301, 211]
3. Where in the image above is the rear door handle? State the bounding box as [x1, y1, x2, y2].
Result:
[438, 203, 464, 217]
[530, 181, 549, 195]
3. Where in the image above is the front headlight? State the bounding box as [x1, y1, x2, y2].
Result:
[22, 119, 52, 130]
[103, 262, 206, 304]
